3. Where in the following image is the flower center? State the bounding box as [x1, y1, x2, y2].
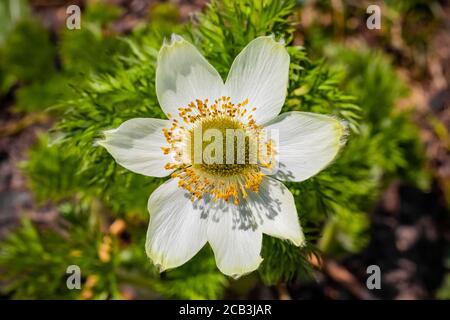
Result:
[189, 116, 256, 177]
[161, 96, 275, 204]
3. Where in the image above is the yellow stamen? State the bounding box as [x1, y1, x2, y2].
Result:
[159, 97, 275, 204]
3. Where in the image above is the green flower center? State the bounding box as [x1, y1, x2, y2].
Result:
[189, 116, 257, 177]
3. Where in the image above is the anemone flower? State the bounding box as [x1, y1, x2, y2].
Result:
[99, 35, 346, 278]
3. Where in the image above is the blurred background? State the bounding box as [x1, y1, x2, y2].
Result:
[0, 0, 449, 300]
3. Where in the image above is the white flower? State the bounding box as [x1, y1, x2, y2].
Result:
[99, 35, 346, 278]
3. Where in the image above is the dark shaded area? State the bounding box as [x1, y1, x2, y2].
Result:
[350, 183, 448, 299]
[241, 182, 449, 300]
[282, 183, 449, 300]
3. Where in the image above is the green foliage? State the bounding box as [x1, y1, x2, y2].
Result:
[59, 2, 125, 75]
[325, 46, 428, 186]
[2, 20, 55, 83]
[0, 0, 30, 93]
[1, 0, 227, 299]
[291, 45, 429, 256]
[15, 74, 70, 114]
[259, 237, 320, 284]
[437, 273, 450, 300]
[0, 1, 128, 112]
[193, 0, 296, 78]
[0, 18, 57, 105]
[22, 134, 88, 203]
[0, 0, 30, 45]
[0, 204, 102, 299]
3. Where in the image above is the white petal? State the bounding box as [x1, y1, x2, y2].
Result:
[98, 118, 173, 177]
[225, 36, 290, 124]
[156, 34, 224, 120]
[264, 111, 346, 182]
[207, 200, 263, 279]
[248, 176, 305, 246]
[146, 178, 208, 271]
